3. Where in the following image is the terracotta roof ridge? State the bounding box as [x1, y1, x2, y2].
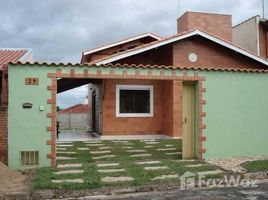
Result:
[82, 32, 162, 54]
[87, 30, 198, 65]
[9, 61, 268, 73]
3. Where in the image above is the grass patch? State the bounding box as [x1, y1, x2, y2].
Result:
[34, 139, 224, 190]
[241, 160, 268, 173]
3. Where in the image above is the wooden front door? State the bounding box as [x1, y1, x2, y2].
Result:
[182, 84, 195, 159]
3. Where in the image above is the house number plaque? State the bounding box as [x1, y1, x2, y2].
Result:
[25, 78, 39, 85]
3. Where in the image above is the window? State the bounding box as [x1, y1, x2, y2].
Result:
[20, 151, 39, 166]
[116, 85, 153, 117]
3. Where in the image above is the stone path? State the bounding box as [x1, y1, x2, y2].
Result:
[99, 147, 111, 150]
[83, 141, 102, 144]
[97, 163, 119, 167]
[126, 150, 146, 153]
[93, 155, 116, 160]
[52, 179, 84, 183]
[152, 174, 179, 180]
[135, 161, 161, 165]
[122, 146, 133, 149]
[77, 147, 89, 150]
[130, 153, 152, 158]
[57, 144, 73, 147]
[144, 166, 169, 171]
[165, 152, 181, 155]
[54, 169, 83, 175]
[98, 169, 125, 173]
[57, 156, 76, 160]
[57, 148, 66, 151]
[101, 176, 134, 183]
[57, 152, 77, 155]
[144, 145, 153, 148]
[57, 163, 82, 168]
[197, 170, 223, 176]
[157, 148, 176, 151]
[165, 144, 174, 147]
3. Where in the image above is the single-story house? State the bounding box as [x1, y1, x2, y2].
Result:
[2, 11, 268, 169]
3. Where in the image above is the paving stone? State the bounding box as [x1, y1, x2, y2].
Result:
[93, 155, 116, 160]
[197, 170, 223, 176]
[57, 163, 82, 168]
[165, 152, 182, 155]
[57, 152, 77, 154]
[130, 153, 152, 158]
[57, 144, 73, 147]
[122, 146, 133, 149]
[144, 142, 159, 144]
[52, 179, 84, 183]
[123, 143, 133, 145]
[98, 169, 125, 173]
[144, 166, 169, 171]
[90, 150, 111, 154]
[185, 164, 207, 168]
[135, 161, 161, 165]
[97, 163, 120, 167]
[157, 148, 177, 151]
[144, 145, 153, 148]
[99, 146, 111, 150]
[77, 147, 90, 150]
[177, 159, 197, 162]
[86, 144, 104, 147]
[165, 144, 174, 147]
[83, 141, 102, 144]
[56, 141, 73, 144]
[57, 148, 66, 151]
[126, 149, 146, 153]
[152, 174, 179, 180]
[54, 170, 83, 175]
[141, 139, 156, 142]
[101, 176, 134, 183]
[57, 156, 76, 160]
[112, 140, 129, 143]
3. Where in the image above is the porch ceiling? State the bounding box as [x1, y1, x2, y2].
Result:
[57, 78, 101, 93]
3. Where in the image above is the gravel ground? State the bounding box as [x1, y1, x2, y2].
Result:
[207, 156, 268, 173]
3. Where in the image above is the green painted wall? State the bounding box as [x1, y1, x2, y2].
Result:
[8, 65, 56, 169]
[202, 71, 268, 158]
[8, 64, 268, 168]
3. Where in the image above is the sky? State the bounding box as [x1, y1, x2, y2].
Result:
[1, 0, 266, 108]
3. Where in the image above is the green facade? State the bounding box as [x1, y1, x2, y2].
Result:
[202, 71, 268, 158]
[7, 64, 268, 168]
[8, 66, 56, 169]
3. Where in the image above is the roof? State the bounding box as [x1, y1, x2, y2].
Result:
[0, 48, 32, 70]
[10, 61, 268, 73]
[58, 104, 89, 114]
[82, 32, 162, 56]
[89, 30, 268, 67]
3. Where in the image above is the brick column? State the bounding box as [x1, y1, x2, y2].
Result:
[0, 69, 8, 164]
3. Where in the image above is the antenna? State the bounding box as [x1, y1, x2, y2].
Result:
[178, 0, 181, 17]
[262, 0, 265, 19]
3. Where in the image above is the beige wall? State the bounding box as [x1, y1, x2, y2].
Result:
[232, 16, 259, 55]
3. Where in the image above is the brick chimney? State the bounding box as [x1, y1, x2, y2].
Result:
[177, 11, 232, 42]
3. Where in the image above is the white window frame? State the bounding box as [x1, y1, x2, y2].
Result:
[116, 84, 154, 117]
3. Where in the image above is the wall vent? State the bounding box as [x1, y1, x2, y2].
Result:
[20, 151, 39, 166]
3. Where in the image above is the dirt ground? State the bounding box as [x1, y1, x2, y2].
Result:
[0, 161, 35, 194]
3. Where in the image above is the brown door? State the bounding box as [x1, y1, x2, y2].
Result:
[182, 84, 195, 159]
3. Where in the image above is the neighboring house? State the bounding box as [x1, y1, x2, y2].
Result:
[57, 104, 89, 130]
[4, 11, 268, 169]
[0, 48, 33, 165]
[233, 15, 268, 59]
